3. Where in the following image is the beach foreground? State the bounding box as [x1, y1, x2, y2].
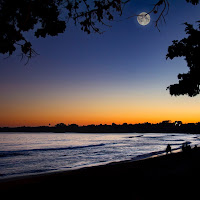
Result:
[1, 148, 200, 199]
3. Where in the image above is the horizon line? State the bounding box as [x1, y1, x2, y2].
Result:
[1, 120, 200, 128]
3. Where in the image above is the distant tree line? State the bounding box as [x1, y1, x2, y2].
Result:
[1, 121, 200, 134]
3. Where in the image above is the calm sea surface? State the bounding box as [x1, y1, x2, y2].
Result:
[0, 132, 200, 179]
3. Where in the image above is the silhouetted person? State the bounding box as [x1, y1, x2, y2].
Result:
[182, 143, 185, 152]
[166, 144, 171, 154]
[193, 145, 198, 151]
[182, 142, 191, 153]
[187, 144, 191, 151]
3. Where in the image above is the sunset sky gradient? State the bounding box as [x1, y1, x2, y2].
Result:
[0, 1, 200, 127]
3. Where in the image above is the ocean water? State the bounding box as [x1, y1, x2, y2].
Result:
[0, 132, 200, 179]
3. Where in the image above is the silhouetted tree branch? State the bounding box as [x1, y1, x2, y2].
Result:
[0, 0, 173, 62]
[124, 0, 169, 31]
[0, 0, 130, 62]
[166, 22, 200, 97]
[165, 0, 200, 97]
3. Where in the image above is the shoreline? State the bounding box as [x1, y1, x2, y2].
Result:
[1, 147, 200, 198]
[0, 152, 162, 181]
[0, 146, 181, 181]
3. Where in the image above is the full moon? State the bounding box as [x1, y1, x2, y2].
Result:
[137, 12, 150, 26]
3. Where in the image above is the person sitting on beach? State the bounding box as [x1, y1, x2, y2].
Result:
[166, 144, 171, 154]
[194, 145, 198, 151]
[182, 142, 191, 153]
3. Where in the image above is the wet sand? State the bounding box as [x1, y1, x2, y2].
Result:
[1, 148, 200, 199]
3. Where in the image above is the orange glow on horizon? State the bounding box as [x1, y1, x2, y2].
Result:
[1, 114, 200, 128]
[1, 83, 200, 128]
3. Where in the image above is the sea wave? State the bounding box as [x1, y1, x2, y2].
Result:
[164, 139, 185, 142]
[0, 143, 108, 158]
[0, 151, 29, 158]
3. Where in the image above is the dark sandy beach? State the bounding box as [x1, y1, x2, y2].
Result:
[1, 148, 200, 199]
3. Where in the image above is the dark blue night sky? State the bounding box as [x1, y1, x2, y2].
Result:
[0, 0, 200, 127]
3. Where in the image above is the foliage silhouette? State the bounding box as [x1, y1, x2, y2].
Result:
[0, 0, 190, 60]
[1, 121, 200, 134]
[166, 22, 200, 97]
[0, 0, 128, 62]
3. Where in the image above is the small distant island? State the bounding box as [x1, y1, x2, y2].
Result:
[1, 120, 200, 134]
